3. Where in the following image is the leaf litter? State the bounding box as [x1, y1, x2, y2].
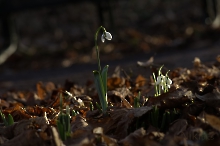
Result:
[0, 55, 220, 146]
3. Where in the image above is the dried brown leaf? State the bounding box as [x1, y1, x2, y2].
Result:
[137, 57, 154, 67]
[106, 106, 152, 140]
[135, 75, 147, 87]
[1, 130, 45, 146]
[0, 99, 9, 108]
[67, 129, 94, 146]
[169, 119, 188, 136]
[119, 128, 160, 146]
[147, 131, 165, 142]
[36, 82, 46, 100]
[31, 112, 49, 131]
[71, 115, 92, 132]
[204, 113, 220, 132]
[107, 77, 126, 90]
[196, 89, 220, 107]
[146, 88, 193, 108]
[108, 87, 133, 108]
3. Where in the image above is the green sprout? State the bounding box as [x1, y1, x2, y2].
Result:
[95, 102, 102, 113]
[134, 91, 141, 108]
[90, 102, 94, 111]
[149, 107, 179, 131]
[57, 94, 71, 141]
[0, 111, 14, 126]
[149, 105, 159, 128]
[93, 26, 112, 115]
[153, 65, 172, 96]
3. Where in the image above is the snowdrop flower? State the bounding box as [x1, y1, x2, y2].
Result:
[161, 76, 172, 91]
[101, 31, 112, 43]
[165, 77, 172, 88]
[156, 74, 164, 85]
[156, 75, 171, 91]
[153, 66, 172, 96]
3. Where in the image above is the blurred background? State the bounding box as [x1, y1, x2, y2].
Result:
[0, 0, 219, 90]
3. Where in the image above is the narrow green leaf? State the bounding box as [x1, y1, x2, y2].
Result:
[101, 65, 109, 94]
[0, 111, 8, 126]
[57, 120, 65, 141]
[134, 98, 140, 108]
[161, 112, 166, 130]
[155, 106, 159, 128]
[72, 110, 77, 116]
[93, 70, 108, 114]
[96, 102, 102, 113]
[64, 114, 70, 133]
[7, 114, 14, 126]
[90, 102, 94, 111]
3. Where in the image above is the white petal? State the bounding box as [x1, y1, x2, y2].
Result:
[105, 32, 112, 40]
[156, 77, 162, 85]
[161, 85, 164, 90]
[101, 34, 105, 43]
[166, 78, 172, 85]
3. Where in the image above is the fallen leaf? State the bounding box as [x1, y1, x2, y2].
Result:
[106, 106, 152, 140]
[36, 82, 46, 100]
[137, 56, 154, 67]
[195, 89, 220, 107]
[204, 113, 220, 132]
[119, 128, 161, 146]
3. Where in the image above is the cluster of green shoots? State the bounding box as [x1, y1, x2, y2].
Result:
[56, 94, 71, 141]
[0, 111, 14, 126]
[93, 26, 112, 115]
[134, 91, 141, 108]
[149, 66, 175, 130]
[149, 106, 179, 131]
[152, 65, 172, 96]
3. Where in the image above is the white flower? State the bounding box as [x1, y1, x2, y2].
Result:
[162, 77, 172, 90]
[165, 77, 172, 87]
[101, 31, 112, 43]
[156, 75, 164, 85]
[156, 75, 172, 91]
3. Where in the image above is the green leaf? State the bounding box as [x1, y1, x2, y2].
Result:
[57, 120, 65, 141]
[101, 65, 109, 94]
[7, 114, 14, 126]
[96, 102, 102, 113]
[93, 70, 108, 114]
[161, 112, 167, 130]
[72, 110, 77, 116]
[0, 111, 8, 126]
[64, 114, 70, 133]
[134, 98, 140, 108]
[90, 102, 94, 111]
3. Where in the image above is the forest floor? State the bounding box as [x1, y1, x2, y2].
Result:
[0, 1, 220, 146]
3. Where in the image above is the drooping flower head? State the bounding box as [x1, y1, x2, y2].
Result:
[101, 31, 112, 43]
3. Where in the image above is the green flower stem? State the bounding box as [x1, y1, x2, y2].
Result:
[90, 102, 94, 111]
[164, 70, 170, 93]
[96, 102, 102, 113]
[152, 73, 158, 96]
[95, 26, 106, 72]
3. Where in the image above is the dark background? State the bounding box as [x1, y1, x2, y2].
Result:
[0, 0, 219, 90]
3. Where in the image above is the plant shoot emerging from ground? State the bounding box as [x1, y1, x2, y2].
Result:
[0, 111, 14, 126]
[93, 26, 112, 114]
